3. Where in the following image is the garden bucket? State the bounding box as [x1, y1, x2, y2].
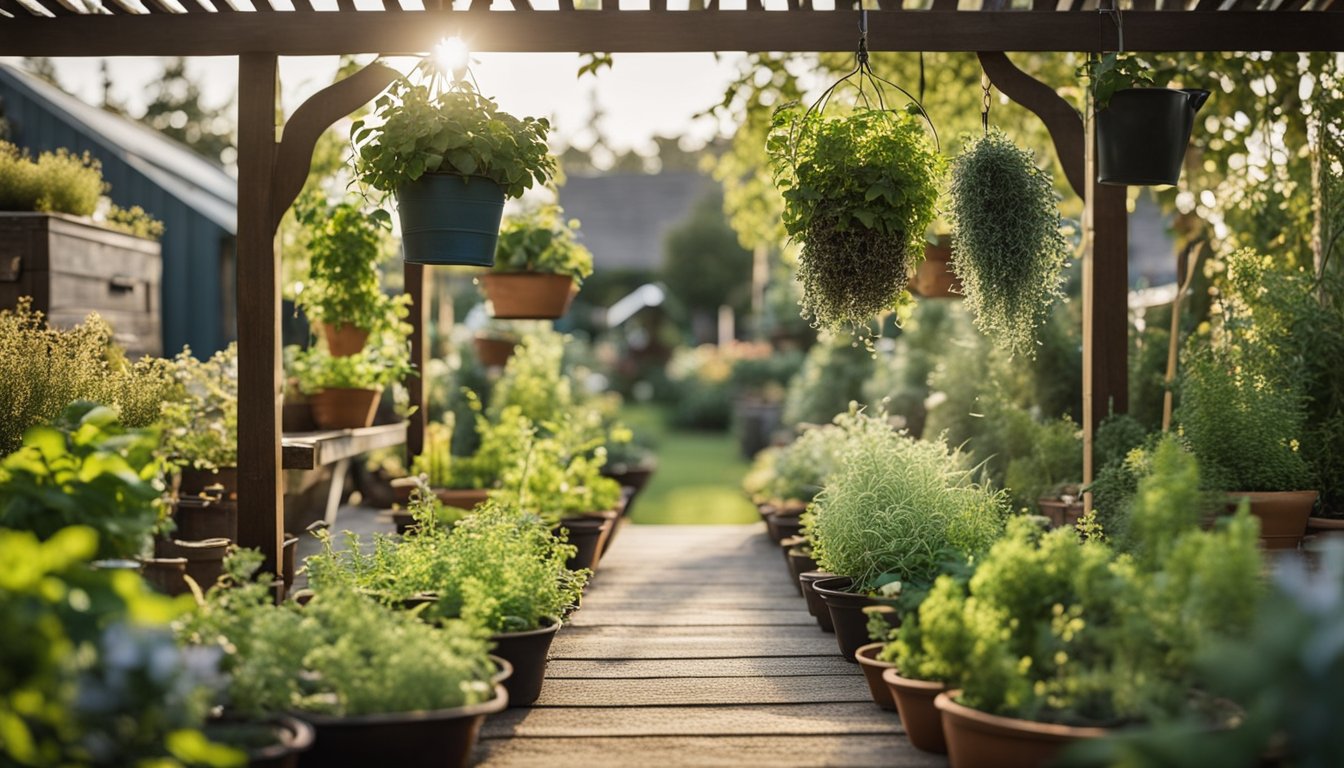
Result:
[1097, 88, 1210, 186]
[396, 174, 505, 267]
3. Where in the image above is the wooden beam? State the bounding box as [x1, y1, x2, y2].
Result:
[282, 422, 408, 470]
[405, 262, 428, 463]
[235, 52, 284, 583]
[2, 11, 1343, 56]
[977, 51, 1085, 199]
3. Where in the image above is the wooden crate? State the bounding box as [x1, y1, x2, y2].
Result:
[0, 212, 161, 357]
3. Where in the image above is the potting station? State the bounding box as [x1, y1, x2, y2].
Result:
[1, 1, 1343, 767]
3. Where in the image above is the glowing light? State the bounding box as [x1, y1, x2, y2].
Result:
[434, 37, 470, 76]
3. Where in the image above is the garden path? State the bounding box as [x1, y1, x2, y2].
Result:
[473, 524, 947, 768]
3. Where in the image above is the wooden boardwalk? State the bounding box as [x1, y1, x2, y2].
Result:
[474, 524, 948, 768]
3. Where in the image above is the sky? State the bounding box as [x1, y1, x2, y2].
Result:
[15, 52, 748, 159]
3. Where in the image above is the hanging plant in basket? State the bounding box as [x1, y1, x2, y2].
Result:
[768, 105, 942, 343]
[948, 129, 1071, 357]
[353, 65, 557, 267]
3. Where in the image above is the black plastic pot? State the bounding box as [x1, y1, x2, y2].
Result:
[296, 685, 507, 768]
[787, 546, 819, 597]
[204, 716, 315, 768]
[153, 537, 232, 593]
[557, 516, 606, 573]
[171, 492, 237, 542]
[490, 617, 560, 708]
[798, 570, 836, 633]
[813, 576, 901, 662]
[1097, 87, 1210, 186]
[765, 511, 805, 544]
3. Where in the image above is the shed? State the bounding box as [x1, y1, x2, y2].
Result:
[0, 63, 237, 356]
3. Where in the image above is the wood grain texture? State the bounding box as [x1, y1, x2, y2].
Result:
[473, 735, 944, 768]
[531, 675, 870, 707]
[543, 656, 859, 679]
[481, 702, 900, 737]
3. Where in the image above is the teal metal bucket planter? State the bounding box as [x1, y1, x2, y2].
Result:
[396, 174, 505, 266]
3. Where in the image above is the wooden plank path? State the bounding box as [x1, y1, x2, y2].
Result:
[474, 524, 948, 768]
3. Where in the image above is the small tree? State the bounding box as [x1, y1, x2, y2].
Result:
[661, 188, 753, 337]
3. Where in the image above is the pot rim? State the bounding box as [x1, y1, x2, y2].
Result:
[1307, 515, 1344, 529]
[487, 654, 514, 685]
[798, 570, 837, 582]
[208, 715, 315, 759]
[311, 386, 384, 396]
[934, 690, 1110, 738]
[1226, 490, 1320, 502]
[296, 683, 508, 726]
[854, 642, 897, 668]
[490, 614, 561, 640]
[881, 666, 947, 693]
[481, 271, 575, 283]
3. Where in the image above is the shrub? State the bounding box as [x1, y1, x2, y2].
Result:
[490, 410, 623, 523]
[781, 333, 874, 427]
[487, 327, 573, 427]
[756, 417, 849, 504]
[493, 204, 594, 283]
[0, 140, 105, 216]
[159, 344, 237, 471]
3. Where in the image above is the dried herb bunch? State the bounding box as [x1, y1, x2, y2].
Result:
[949, 130, 1071, 356]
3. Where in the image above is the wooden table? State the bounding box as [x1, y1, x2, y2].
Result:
[281, 422, 406, 526]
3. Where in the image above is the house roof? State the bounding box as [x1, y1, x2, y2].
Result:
[559, 172, 715, 272]
[0, 63, 237, 233]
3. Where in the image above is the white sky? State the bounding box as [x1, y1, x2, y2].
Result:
[19, 53, 747, 156]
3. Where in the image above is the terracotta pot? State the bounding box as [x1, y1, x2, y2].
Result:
[178, 466, 238, 501]
[854, 642, 897, 712]
[1036, 497, 1084, 529]
[204, 716, 315, 768]
[799, 570, 836, 633]
[296, 684, 508, 768]
[787, 546, 819, 597]
[171, 493, 238, 543]
[883, 668, 948, 753]
[491, 617, 560, 707]
[309, 387, 381, 431]
[435, 487, 493, 510]
[282, 396, 317, 433]
[481, 273, 576, 320]
[140, 557, 189, 596]
[558, 515, 606, 573]
[319, 322, 371, 357]
[1227, 490, 1318, 550]
[155, 537, 232, 592]
[473, 334, 518, 367]
[813, 576, 900, 661]
[935, 690, 1107, 768]
[1306, 515, 1344, 538]
[910, 236, 962, 299]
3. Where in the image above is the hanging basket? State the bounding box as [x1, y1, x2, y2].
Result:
[1097, 88, 1209, 186]
[481, 273, 577, 320]
[395, 174, 505, 266]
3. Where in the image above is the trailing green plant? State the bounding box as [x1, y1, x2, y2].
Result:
[352, 74, 555, 199]
[0, 300, 177, 455]
[289, 341, 414, 394]
[294, 194, 409, 334]
[804, 407, 1008, 591]
[0, 140, 105, 216]
[305, 501, 588, 634]
[159, 344, 238, 471]
[1079, 53, 1159, 109]
[180, 550, 495, 718]
[781, 332, 875, 427]
[948, 129, 1071, 357]
[492, 204, 595, 283]
[917, 438, 1263, 727]
[0, 526, 240, 768]
[767, 107, 943, 340]
[0, 401, 166, 560]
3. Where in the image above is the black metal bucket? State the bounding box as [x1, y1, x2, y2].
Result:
[1097, 88, 1210, 187]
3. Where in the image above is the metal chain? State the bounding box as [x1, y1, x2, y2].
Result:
[981, 72, 992, 135]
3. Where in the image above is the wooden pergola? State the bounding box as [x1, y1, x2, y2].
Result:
[2, 0, 1340, 577]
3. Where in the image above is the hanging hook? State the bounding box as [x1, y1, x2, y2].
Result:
[857, 8, 870, 67]
[1101, 0, 1124, 54]
[980, 71, 992, 136]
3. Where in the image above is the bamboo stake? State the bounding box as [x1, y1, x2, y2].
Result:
[1162, 242, 1203, 432]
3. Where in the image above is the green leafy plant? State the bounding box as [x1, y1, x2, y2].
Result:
[490, 410, 623, 524]
[289, 342, 413, 394]
[180, 551, 495, 718]
[781, 333, 875, 427]
[754, 418, 848, 504]
[352, 76, 555, 199]
[487, 327, 574, 427]
[159, 344, 238, 471]
[492, 204, 595, 283]
[412, 398, 530, 491]
[0, 402, 166, 560]
[306, 501, 588, 634]
[294, 195, 409, 334]
[767, 107, 943, 339]
[104, 204, 166, 240]
[1079, 53, 1158, 109]
[804, 407, 1007, 591]
[0, 526, 240, 768]
[0, 140, 105, 216]
[948, 129, 1071, 356]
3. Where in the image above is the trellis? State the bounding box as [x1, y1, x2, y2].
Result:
[2, 0, 1340, 576]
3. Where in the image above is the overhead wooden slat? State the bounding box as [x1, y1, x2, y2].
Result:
[1276, 0, 1309, 10]
[1193, 0, 1222, 8]
[143, 0, 189, 12]
[0, 0, 34, 15]
[1032, 0, 1056, 10]
[1132, 0, 1155, 8]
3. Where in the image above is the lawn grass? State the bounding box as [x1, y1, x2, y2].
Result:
[620, 404, 759, 525]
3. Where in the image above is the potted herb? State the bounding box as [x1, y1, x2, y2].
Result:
[947, 129, 1071, 356]
[352, 75, 556, 266]
[294, 195, 408, 357]
[767, 107, 943, 343]
[289, 342, 413, 431]
[305, 501, 588, 708]
[1081, 53, 1209, 186]
[181, 551, 505, 768]
[480, 205, 593, 320]
[161, 344, 239, 500]
[753, 417, 848, 544]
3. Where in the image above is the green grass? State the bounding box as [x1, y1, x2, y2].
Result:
[621, 405, 758, 525]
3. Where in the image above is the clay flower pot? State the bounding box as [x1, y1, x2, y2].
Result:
[812, 576, 900, 661]
[909, 236, 961, 299]
[491, 616, 561, 707]
[882, 668, 948, 753]
[935, 690, 1107, 768]
[1227, 490, 1319, 550]
[1306, 515, 1344, 538]
[854, 642, 897, 712]
[765, 509, 805, 544]
[798, 570, 836, 633]
[204, 715, 315, 768]
[473, 333, 519, 368]
[296, 684, 508, 768]
[481, 273, 576, 320]
[786, 545, 819, 597]
[309, 387, 381, 430]
[318, 321, 371, 357]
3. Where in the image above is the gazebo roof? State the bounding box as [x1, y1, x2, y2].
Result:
[0, 0, 1340, 57]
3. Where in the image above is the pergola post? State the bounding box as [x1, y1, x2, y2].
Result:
[236, 52, 285, 578]
[405, 262, 428, 460]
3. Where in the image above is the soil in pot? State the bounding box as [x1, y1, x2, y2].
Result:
[813, 576, 900, 661]
[473, 334, 518, 368]
[557, 515, 607, 573]
[798, 570, 836, 633]
[204, 716, 315, 768]
[481, 273, 576, 320]
[883, 668, 948, 754]
[1227, 490, 1318, 550]
[309, 387, 381, 431]
[935, 690, 1107, 768]
[296, 684, 508, 768]
[854, 643, 898, 712]
[318, 322, 371, 358]
[491, 617, 561, 708]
